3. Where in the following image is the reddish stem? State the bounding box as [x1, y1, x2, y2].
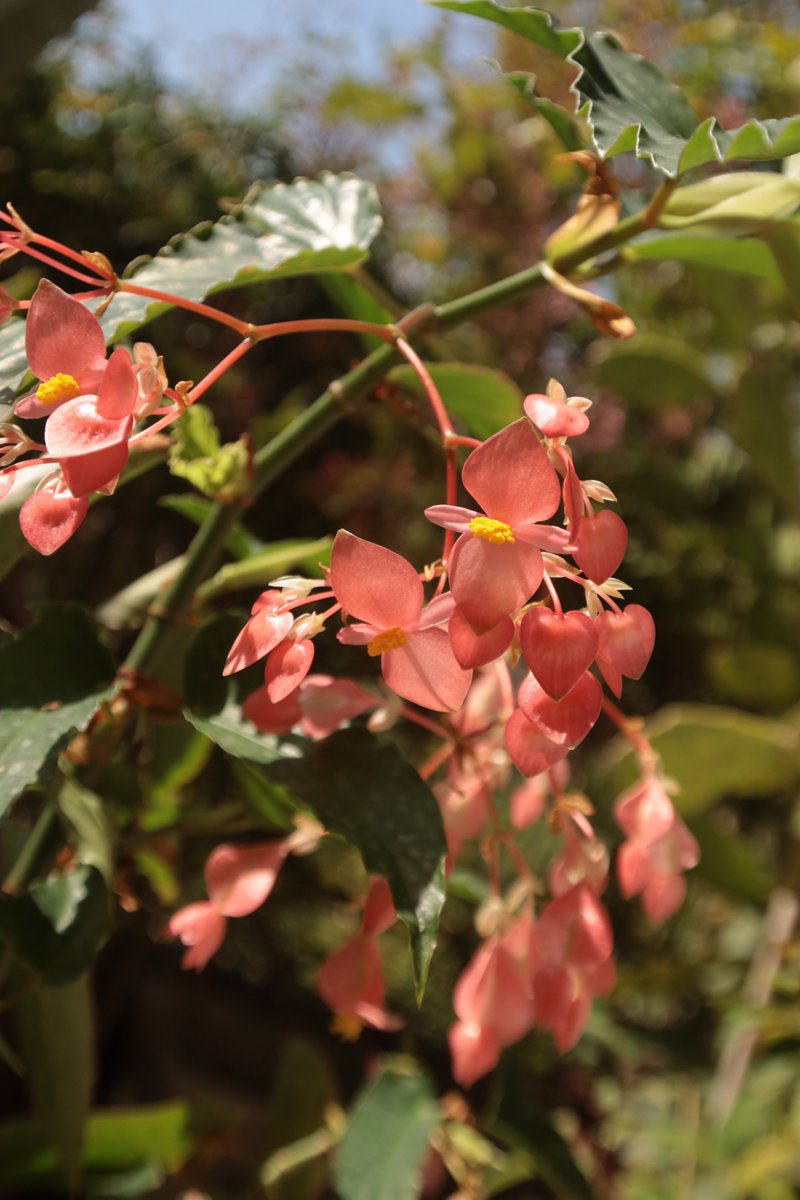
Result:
[117, 281, 251, 335]
[2, 238, 109, 287]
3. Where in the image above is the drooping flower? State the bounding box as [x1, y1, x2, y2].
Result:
[330, 530, 472, 712]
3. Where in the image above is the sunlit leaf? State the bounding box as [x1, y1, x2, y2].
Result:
[630, 234, 782, 283]
[388, 362, 522, 439]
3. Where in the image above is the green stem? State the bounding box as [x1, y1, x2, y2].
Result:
[124, 202, 652, 679]
[2, 807, 57, 895]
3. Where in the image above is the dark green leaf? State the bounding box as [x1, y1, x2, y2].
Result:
[261, 1036, 339, 1200]
[57, 777, 116, 883]
[15, 974, 94, 1192]
[0, 864, 111, 983]
[269, 728, 447, 996]
[0, 0, 100, 82]
[435, 1, 800, 176]
[690, 816, 772, 906]
[160, 493, 261, 559]
[505, 70, 587, 152]
[388, 362, 523, 440]
[0, 605, 115, 815]
[334, 1065, 439, 1200]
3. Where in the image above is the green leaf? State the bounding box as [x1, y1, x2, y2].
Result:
[659, 173, 800, 234]
[261, 1036, 339, 1200]
[0, 605, 115, 816]
[168, 404, 250, 501]
[57, 777, 116, 883]
[604, 704, 800, 817]
[731, 361, 800, 513]
[160, 493, 261, 559]
[15, 974, 94, 1192]
[182, 614, 303, 766]
[199, 536, 332, 601]
[0, 172, 382, 395]
[590, 334, 716, 409]
[0, 1100, 189, 1188]
[505, 70, 586, 152]
[334, 1065, 439, 1200]
[321, 271, 397, 352]
[629, 234, 782, 283]
[269, 728, 447, 997]
[435, 1, 800, 176]
[690, 815, 772, 906]
[0, 864, 111, 983]
[387, 362, 523, 440]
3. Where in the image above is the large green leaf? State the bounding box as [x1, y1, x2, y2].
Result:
[15, 974, 94, 1193]
[387, 362, 523, 439]
[269, 728, 447, 997]
[0, 863, 111, 983]
[334, 1065, 439, 1200]
[435, 1, 800, 176]
[630, 234, 782, 283]
[0, 605, 115, 816]
[590, 334, 717, 410]
[0, 172, 382, 395]
[604, 704, 800, 817]
[0, 1100, 189, 1189]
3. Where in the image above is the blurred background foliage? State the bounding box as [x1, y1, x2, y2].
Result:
[3, 1, 800, 1197]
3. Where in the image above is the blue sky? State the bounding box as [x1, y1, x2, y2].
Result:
[88, 0, 486, 108]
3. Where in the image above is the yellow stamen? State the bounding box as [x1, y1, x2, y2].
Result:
[366, 626, 408, 657]
[331, 1013, 364, 1042]
[469, 516, 515, 545]
[35, 373, 80, 406]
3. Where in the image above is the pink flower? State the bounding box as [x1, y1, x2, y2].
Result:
[425, 419, 569, 632]
[15, 280, 109, 419]
[166, 901, 227, 972]
[242, 673, 377, 740]
[614, 774, 699, 924]
[224, 590, 294, 675]
[330, 531, 472, 712]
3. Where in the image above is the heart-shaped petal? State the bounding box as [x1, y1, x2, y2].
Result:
[265, 638, 315, 702]
[572, 510, 627, 583]
[504, 709, 568, 777]
[519, 607, 598, 700]
[19, 489, 89, 555]
[596, 604, 655, 679]
[448, 606, 514, 668]
[517, 671, 602, 746]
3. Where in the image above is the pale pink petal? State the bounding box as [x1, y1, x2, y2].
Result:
[524, 392, 590, 438]
[94, 347, 138, 419]
[448, 1020, 500, 1086]
[595, 655, 623, 697]
[224, 607, 294, 674]
[19, 489, 89, 555]
[504, 710, 568, 778]
[381, 626, 472, 712]
[14, 391, 58, 420]
[513, 521, 573, 551]
[449, 606, 514, 668]
[330, 530, 422, 629]
[449, 535, 543, 631]
[337, 623, 379, 646]
[205, 841, 288, 917]
[413, 591, 456, 630]
[462, 419, 560, 527]
[25, 279, 107, 385]
[534, 964, 591, 1052]
[265, 639, 315, 702]
[298, 675, 376, 739]
[166, 901, 227, 971]
[242, 684, 302, 733]
[423, 504, 479, 533]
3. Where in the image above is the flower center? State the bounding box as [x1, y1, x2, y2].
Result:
[468, 516, 515, 545]
[35, 373, 80, 406]
[366, 626, 408, 656]
[331, 1013, 364, 1041]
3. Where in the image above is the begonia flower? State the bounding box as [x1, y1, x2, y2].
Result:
[15, 280, 110, 419]
[330, 530, 472, 712]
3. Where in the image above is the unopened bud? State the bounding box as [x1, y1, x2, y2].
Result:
[582, 479, 617, 503]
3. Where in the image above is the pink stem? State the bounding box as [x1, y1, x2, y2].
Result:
[1, 238, 109, 287]
[542, 571, 564, 617]
[400, 705, 452, 739]
[117, 281, 251, 335]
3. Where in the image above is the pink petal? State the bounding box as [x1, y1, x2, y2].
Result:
[361, 878, 396, 936]
[330, 530, 423, 630]
[595, 604, 655, 679]
[617, 841, 650, 898]
[524, 392, 590, 438]
[337, 623, 379, 646]
[595, 654, 622, 697]
[537, 884, 613, 971]
[449, 534, 543, 631]
[642, 873, 686, 924]
[95, 347, 138, 419]
[224, 607, 294, 674]
[414, 591, 456, 630]
[517, 670, 602, 746]
[316, 932, 384, 1014]
[448, 606, 514, 668]
[509, 778, 547, 829]
[462, 419, 560, 527]
[572, 511, 627, 584]
[19, 489, 88, 555]
[44, 396, 132, 495]
[166, 901, 227, 971]
[205, 841, 288, 917]
[265, 639, 315, 702]
[25, 280, 107, 386]
[242, 684, 302, 733]
[519, 608, 598, 700]
[297, 675, 376, 739]
[59, 439, 129, 497]
[448, 1020, 500, 1086]
[504, 709, 568, 777]
[381, 626, 472, 712]
[424, 504, 479, 533]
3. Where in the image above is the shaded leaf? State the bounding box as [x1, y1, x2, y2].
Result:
[604, 704, 800, 817]
[388, 362, 522, 440]
[57, 777, 116, 883]
[269, 728, 447, 997]
[0, 605, 115, 815]
[731, 362, 800, 514]
[261, 1036, 339, 1200]
[690, 815, 772, 906]
[436, 1, 800, 176]
[0, 864, 111, 983]
[160, 493, 261, 559]
[590, 334, 716, 409]
[505, 70, 586, 152]
[169, 404, 250, 501]
[630, 233, 782, 283]
[334, 1065, 439, 1200]
[15, 974, 93, 1192]
[199, 536, 332, 601]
